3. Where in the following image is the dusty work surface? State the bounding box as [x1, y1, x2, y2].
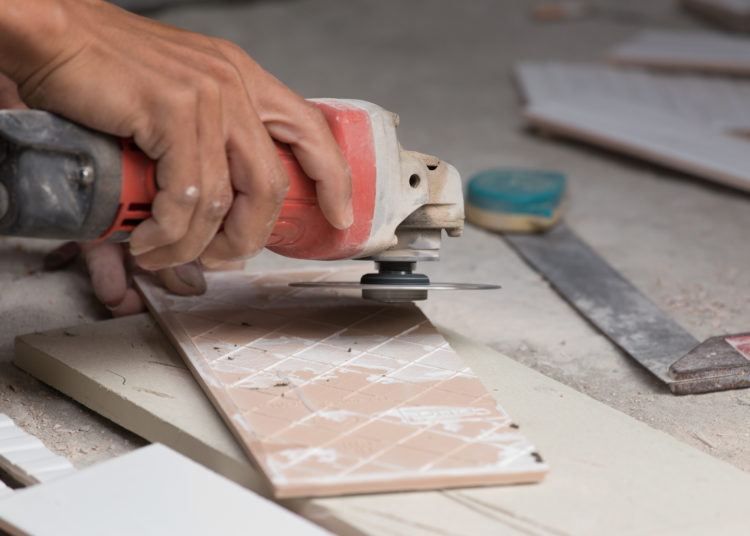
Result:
[2, 0, 750, 486]
[15, 317, 750, 535]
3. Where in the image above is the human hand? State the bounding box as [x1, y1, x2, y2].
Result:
[79, 242, 207, 317]
[0, 72, 24, 109]
[45, 241, 250, 317]
[2, 71, 211, 315]
[1, 0, 352, 273]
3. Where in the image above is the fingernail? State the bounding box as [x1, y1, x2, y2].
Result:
[104, 298, 127, 314]
[339, 198, 354, 230]
[172, 262, 205, 291]
[134, 258, 163, 272]
[200, 256, 223, 270]
[129, 244, 154, 257]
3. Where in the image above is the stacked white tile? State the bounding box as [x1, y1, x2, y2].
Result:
[607, 30, 750, 74]
[523, 95, 750, 193]
[515, 59, 750, 193]
[515, 61, 750, 135]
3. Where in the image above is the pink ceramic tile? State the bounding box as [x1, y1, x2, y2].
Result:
[324, 328, 389, 353]
[325, 434, 390, 460]
[396, 322, 448, 348]
[317, 368, 374, 393]
[387, 363, 456, 384]
[135, 268, 547, 497]
[250, 335, 316, 359]
[296, 343, 359, 366]
[269, 423, 336, 447]
[241, 412, 290, 437]
[296, 382, 352, 409]
[372, 444, 433, 470]
[409, 387, 483, 408]
[417, 348, 471, 371]
[278, 319, 342, 340]
[371, 339, 435, 361]
[305, 410, 371, 433]
[356, 419, 416, 443]
[402, 430, 468, 454]
[357, 379, 433, 403]
[227, 386, 276, 411]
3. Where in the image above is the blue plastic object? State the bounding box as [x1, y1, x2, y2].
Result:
[466, 169, 566, 218]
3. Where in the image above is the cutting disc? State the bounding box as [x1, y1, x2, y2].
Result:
[288, 261, 499, 303]
[289, 281, 499, 303]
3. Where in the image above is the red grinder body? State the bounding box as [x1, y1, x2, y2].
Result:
[0, 100, 460, 264]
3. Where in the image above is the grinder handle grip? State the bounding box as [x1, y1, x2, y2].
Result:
[101, 100, 376, 261]
[99, 140, 322, 247]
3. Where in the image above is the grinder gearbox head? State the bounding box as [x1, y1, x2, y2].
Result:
[285, 100, 498, 302]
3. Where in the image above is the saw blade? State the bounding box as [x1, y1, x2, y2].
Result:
[289, 281, 499, 303]
[289, 282, 498, 291]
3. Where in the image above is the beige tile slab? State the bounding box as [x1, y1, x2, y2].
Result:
[134, 269, 547, 498]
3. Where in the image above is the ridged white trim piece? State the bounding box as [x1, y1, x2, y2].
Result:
[0, 414, 76, 486]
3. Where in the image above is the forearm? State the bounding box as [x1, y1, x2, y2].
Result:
[0, 0, 71, 82]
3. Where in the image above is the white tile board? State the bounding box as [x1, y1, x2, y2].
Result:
[0, 444, 332, 536]
[523, 95, 750, 193]
[514, 61, 750, 135]
[607, 30, 750, 74]
[0, 414, 76, 486]
[14, 315, 750, 535]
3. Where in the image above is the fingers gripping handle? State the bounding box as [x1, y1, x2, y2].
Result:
[103, 100, 376, 260]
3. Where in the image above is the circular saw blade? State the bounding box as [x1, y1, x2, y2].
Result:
[289, 282, 499, 291]
[288, 281, 500, 303]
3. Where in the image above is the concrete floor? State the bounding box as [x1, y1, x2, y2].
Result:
[2, 0, 750, 476]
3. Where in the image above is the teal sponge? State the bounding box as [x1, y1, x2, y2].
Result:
[466, 169, 566, 232]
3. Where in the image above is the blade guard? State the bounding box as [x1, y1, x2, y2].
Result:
[101, 100, 377, 260]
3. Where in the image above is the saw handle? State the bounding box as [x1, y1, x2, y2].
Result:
[100, 100, 376, 260]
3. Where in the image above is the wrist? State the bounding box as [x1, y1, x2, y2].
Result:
[0, 0, 72, 83]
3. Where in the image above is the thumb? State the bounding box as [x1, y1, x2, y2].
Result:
[156, 261, 206, 296]
[0, 72, 27, 110]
